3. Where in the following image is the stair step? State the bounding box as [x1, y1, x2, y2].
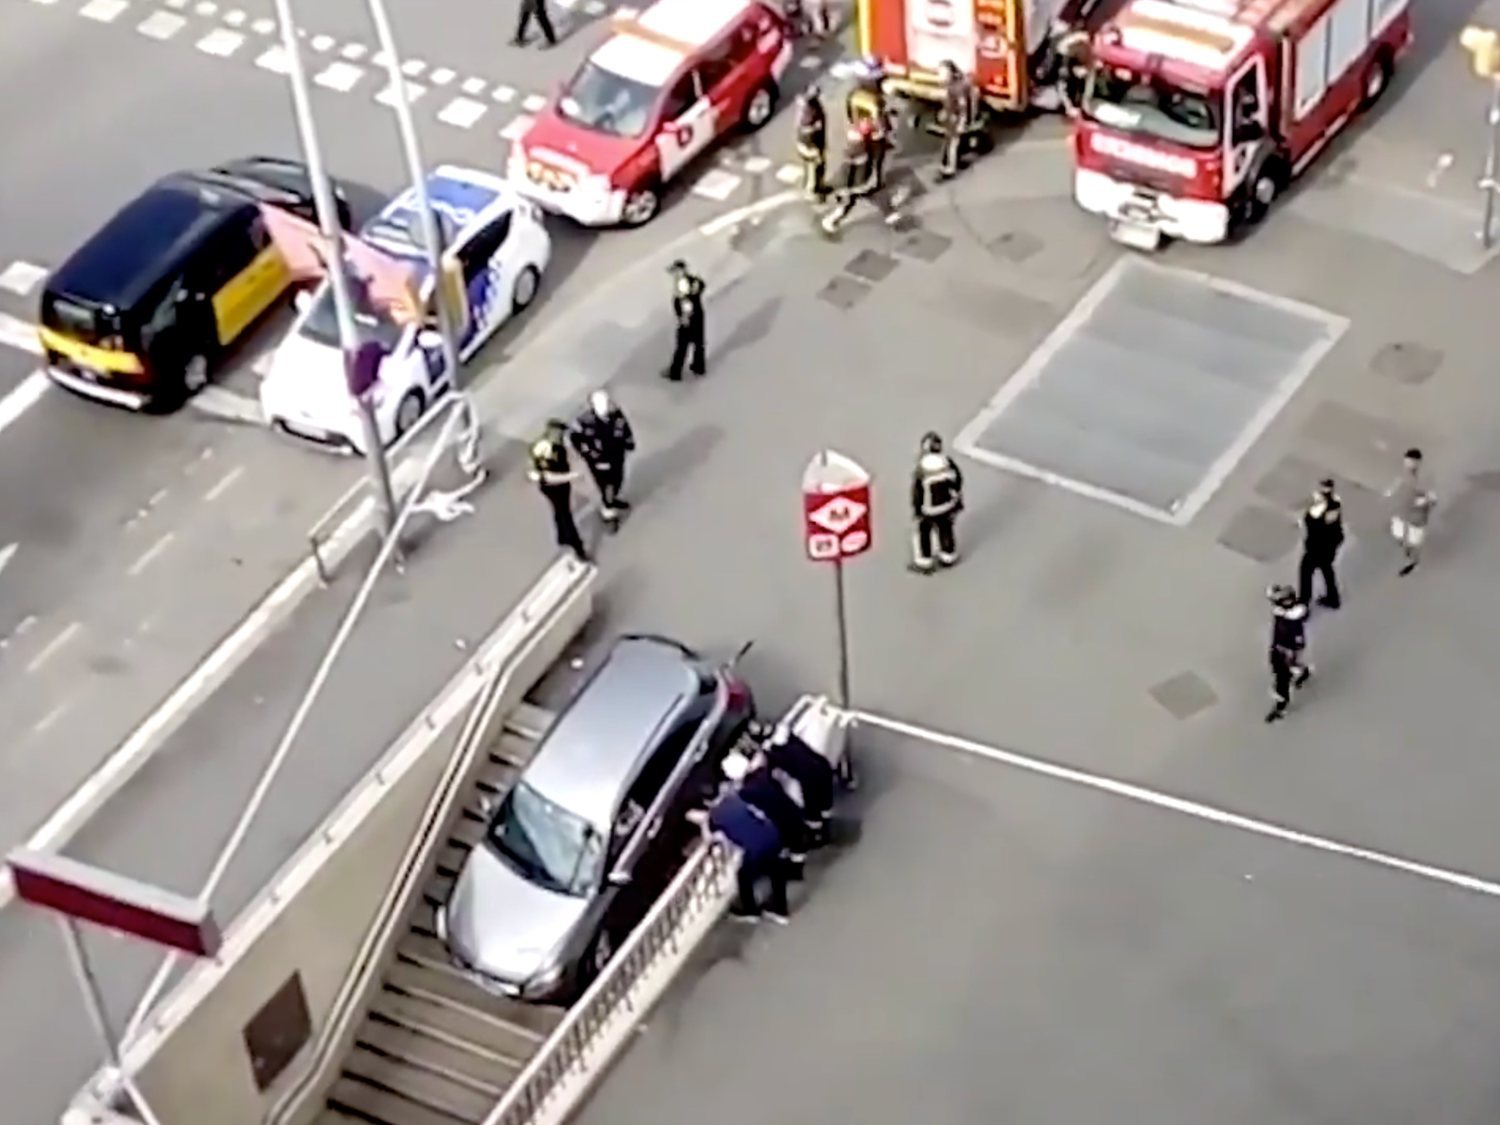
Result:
[503, 703, 554, 743]
[357, 1014, 514, 1094]
[386, 957, 563, 1040]
[342, 1045, 494, 1123]
[373, 986, 535, 1066]
[325, 1076, 470, 1125]
[492, 730, 542, 768]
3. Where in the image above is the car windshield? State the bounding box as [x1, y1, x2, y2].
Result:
[1083, 66, 1221, 151]
[486, 782, 605, 898]
[557, 61, 656, 138]
[298, 284, 405, 351]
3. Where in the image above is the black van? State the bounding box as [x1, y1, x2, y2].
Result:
[38, 160, 346, 412]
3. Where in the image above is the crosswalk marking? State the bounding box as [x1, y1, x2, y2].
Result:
[137, 9, 186, 38]
[310, 33, 335, 51]
[429, 67, 456, 86]
[255, 45, 292, 73]
[462, 77, 487, 95]
[492, 85, 517, 103]
[401, 58, 427, 78]
[521, 93, 547, 112]
[314, 61, 365, 92]
[375, 81, 425, 107]
[193, 0, 215, 14]
[197, 27, 245, 56]
[437, 97, 487, 129]
[498, 115, 532, 141]
[250, 16, 274, 33]
[80, 0, 129, 23]
[0, 262, 49, 298]
[223, 7, 245, 25]
[0, 313, 41, 357]
[340, 41, 368, 59]
[691, 169, 742, 201]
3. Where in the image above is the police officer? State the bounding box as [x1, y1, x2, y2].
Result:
[528, 419, 589, 562]
[795, 84, 829, 201]
[937, 60, 977, 179]
[910, 431, 964, 573]
[1298, 478, 1344, 609]
[665, 259, 706, 381]
[570, 389, 635, 531]
[821, 120, 903, 234]
[1265, 583, 1312, 723]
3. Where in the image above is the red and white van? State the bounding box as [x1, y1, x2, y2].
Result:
[507, 0, 794, 227]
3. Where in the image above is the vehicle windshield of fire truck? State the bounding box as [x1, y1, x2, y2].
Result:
[1082, 65, 1220, 151]
[558, 60, 657, 138]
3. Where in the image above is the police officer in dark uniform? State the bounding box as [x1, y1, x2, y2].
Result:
[910, 431, 964, 573]
[528, 419, 588, 562]
[937, 60, 977, 179]
[570, 389, 635, 531]
[795, 84, 829, 201]
[821, 120, 903, 234]
[1298, 478, 1345, 608]
[664, 259, 706, 381]
[1265, 583, 1312, 723]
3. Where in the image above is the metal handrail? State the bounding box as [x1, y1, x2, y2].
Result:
[486, 837, 739, 1124]
[265, 565, 572, 1124]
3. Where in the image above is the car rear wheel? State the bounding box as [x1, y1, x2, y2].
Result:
[394, 388, 425, 438]
[621, 184, 661, 227]
[511, 264, 541, 313]
[741, 83, 778, 132]
[182, 354, 209, 396]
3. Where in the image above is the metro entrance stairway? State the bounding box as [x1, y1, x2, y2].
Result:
[317, 704, 563, 1125]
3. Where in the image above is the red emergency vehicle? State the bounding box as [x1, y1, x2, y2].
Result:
[1073, 0, 1412, 248]
[507, 0, 792, 228]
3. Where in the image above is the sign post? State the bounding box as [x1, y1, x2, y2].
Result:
[802, 451, 873, 710]
[7, 850, 220, 1125]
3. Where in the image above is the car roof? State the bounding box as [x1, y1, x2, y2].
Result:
[361, 164, 515, 270]
[522, 635, 705, 829]
[48, 173, 254, 310]
[589, 0, 763, 88]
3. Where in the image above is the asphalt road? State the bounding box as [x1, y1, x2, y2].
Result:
[0, 0, 831, 884]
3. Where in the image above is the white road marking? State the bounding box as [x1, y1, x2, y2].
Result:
[197, 27, 246, 56]
[315, 61, 366, 92]
[0, 543, 15, 578]
[306, 32, 333, 52]
[250, 15, 274, 33]
[498, 114, 532, 141]
[164, 0, 185, 6]
[80, 0, 129, 22]
[774, 163, 801, 184]
[491, 85, 517, 103]
[372, 50, 390, 66]
[193, 0, 214, 14]
[203, 464, 246, 502]
[31, 702, 69, 736]
[0, 373, 48, 437]
[255, 45, 292, 72]
[691, 169, 742, 202]
[462, 76, 487, 95]
[521, 92, 547, 112]
[742, 155, 772, 174]
[26, 621, 80, 675]
[340, 41, 367, 59]
[437, 96, 487, 129]
[137, 9, 187, 38]
[857, 711, 1500, 904]
[191, 385, 264, 424]
[696, 189, 797, 236]
[27, 0, 60, 6]
[375, 81, 426, 106]
[223, 7, 245, 24]
[429, 66, 456, 86]
[0, 312, 42, 355]
[128, 532, 176, 577]
[401, 58, 427, 78]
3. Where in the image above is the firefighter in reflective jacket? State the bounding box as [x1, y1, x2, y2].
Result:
[529, 419, 589, 563]
[1053, 21, 1092, 114]
[1265, 583, 1312, 723]
[937, 60, 979, 179]
[821, 120, 902, 234]
[795, 85, 828, 201]
[910, 432, 964, 573]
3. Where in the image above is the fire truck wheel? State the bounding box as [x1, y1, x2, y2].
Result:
[742, 83, 779, 131]
[1359, 52, 1393, 110]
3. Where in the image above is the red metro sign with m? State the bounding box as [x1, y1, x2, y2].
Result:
[802, 451, 873, 562]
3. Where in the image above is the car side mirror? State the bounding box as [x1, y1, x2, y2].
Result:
[294, 291, 312, 312]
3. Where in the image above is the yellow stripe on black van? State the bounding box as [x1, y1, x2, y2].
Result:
[37, 326, 145, 375]
[212, 245, 291, 346]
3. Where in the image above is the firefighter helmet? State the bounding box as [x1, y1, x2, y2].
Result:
[1266, 583, 1298, 608]
[920, 431, 943, 454]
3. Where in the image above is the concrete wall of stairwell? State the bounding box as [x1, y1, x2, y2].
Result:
[61, 556, 596, 1125]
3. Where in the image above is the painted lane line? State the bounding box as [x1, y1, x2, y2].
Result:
[429, 67, 457, 86]
[461, 76, 487, 95]
[190, 385, 264, 425]
[437, 96, 488, 129]
[310, 32, 335, 51]
[0, 543, 15, 578]
[80, 0, 129, 22]
[256, 45, 292, 73]
[197, 27, 246, 56]
[137, 9, 187, 38]
[128, 532, 176, 577]
[498, 114, 532, 141]
[315, 61, 366, 92]
[491, 84, 517, 103]
[0, 373, 50, 437]
[0, 312, 42, 356]
[340, 41, 367, 59]
[857, 711, 1500, 903]
[371, 50, 390, 67]
[203, 464, 246, 502]
[0, 261, 48, 297]
[697, 189, 797, 236]
[521, 93, 547, 112]
[26, 622, 81, 675]
[32, 702, 69, 736]
[223, 7, 245, 25]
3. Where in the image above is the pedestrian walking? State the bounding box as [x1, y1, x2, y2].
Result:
[821, 119, 903, 234]
[528, 419, 589, 563]
[1298, 478, 1344, 608]
[700, 788, 790, 923]
[570, 389, 635, 532]
[664, 260, 706, 381]
[937, 60, 978, 180]
[909, 431, 964, 573]
[1385, 447, 1435, 576]
[795, 85, 829, 202]
[512, 0, 557, 46]
[1265, 583, 1312, 723]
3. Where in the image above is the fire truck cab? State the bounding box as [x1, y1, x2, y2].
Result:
[1072, 0, 1412, 249]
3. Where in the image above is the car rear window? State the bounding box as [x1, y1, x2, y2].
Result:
[558, 61, 656, 139]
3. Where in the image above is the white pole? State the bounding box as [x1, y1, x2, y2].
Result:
[1481, 75, 1500, 249]
[60, 917, 120, 1073]
[271, 0, 399, 531]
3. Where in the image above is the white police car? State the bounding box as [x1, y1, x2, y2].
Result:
[259, 165, 550, 453]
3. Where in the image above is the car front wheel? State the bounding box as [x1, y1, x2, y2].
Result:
[182, 354, 209, 396]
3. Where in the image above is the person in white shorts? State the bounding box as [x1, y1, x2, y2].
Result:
[1386, 447, 1435, 576]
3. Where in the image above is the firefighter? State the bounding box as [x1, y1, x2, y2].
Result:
[1298, 478, 1344, 609]
[821, 120, 903, 234]
[664, 259, 707, 381]
[1265, 583, 1312, 723]
[795, 84, 829, 201]
[570, 389, 636, 531]
[937, 60, 978, 179]
[528, 419, 589, 563]
[845, 57, 893, 138]
[1052, 19, 1092, 115]
[910, 432, 964, 573]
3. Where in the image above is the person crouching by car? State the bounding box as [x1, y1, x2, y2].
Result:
[724, 749, 811, 874]
[749, 719, 837, 847]
[696, 786, 790, 924]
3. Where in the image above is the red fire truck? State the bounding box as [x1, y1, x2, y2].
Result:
[1072, 0, 1412, 249]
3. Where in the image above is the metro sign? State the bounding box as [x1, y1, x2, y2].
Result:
[802, 451, 873, 563]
